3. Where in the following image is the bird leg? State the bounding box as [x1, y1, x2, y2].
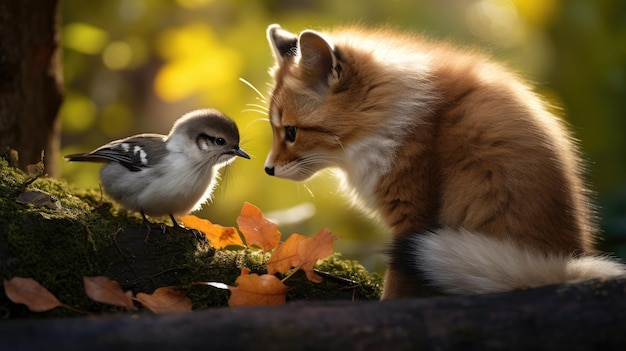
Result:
[141, 210, 167, 244]
[169, 214, 182, 228]
[170, 214, 205, 242]
[141, 210, 152, 226]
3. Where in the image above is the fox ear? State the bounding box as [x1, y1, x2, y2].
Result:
[298, 30, 340, 82]
[267, 24, 298, 63]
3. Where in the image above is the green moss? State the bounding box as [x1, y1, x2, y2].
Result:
[317, 253, 383, 300]
[0, 159, 381, 319]
[0, 159, 142, 317]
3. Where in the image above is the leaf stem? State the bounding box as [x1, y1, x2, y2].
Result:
[61, 304, 92, 315]
[280, 264, 303, 283]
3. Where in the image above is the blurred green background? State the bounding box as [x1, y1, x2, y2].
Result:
[59, 0, 626, 272]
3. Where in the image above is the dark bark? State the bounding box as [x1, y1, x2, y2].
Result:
[0, 0, 63, 177]
[1, 277, 625, 351]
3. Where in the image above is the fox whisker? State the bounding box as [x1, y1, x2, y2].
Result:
[241, 108, 269, 116]
[239, 77, 266, 103]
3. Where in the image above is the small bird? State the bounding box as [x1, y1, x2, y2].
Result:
[65, 108, 250, 226]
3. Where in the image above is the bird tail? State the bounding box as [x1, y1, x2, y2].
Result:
[405, 228, 625, 295]
[64, 153, 109, 163]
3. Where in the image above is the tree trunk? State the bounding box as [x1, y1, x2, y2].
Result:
[0, 0, 63, 177]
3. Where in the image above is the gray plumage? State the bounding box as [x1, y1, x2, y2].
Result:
[65, 134, 168, 171]
[65, 109, 250, 222]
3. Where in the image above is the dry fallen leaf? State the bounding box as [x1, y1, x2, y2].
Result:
[267, 229, 337, 283]
[295, 228, 336, 283]
[3, 277, 63, 312]
[135, 286, 192, 314]
[236, 202, 281, 252]
[228, 268, 289, 307]
[266, 233, 307, 275]
[16, 189, 61, 210]
[26, 150, 45, 177]
[83, 276, 137, 311]
[182, 204, 338, 308]
[181, 215, 244, 249]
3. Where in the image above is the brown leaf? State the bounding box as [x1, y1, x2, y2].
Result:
[26, 162, 44, 178]
[266, 233, 307, 275]
[295, 228, 336, 283]
[181, 215, 244, 249]
[26, 150, 45, 177]
[228, 268, 289, 307]
[236, 202, 281, 252]
[83, 276, 137, 310]
[3, 277, 63, 312]
[16, 189, 61, 210]
[135, 286, 192, 314]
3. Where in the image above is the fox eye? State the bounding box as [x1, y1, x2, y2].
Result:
[285, 125, 297, 143]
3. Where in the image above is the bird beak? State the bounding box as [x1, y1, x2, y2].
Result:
[233, 148, 251, 159]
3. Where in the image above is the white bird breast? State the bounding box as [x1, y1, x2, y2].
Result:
[99, 152, 217, 217]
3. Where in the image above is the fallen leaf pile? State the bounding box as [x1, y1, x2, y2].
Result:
[187, 202, 337, 307]
[235, 202, 282, 251]
[225, 268, 289, 307]
[3, 202, 337, 314]
[83, 276, 137, 311]
[178, 215, 243, 249]
[4, 277, 68, 313]
[3, 276, 189, 314]
[135, 286, 192, 313]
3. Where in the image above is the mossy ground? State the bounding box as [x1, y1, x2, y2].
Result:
[0, 159, 382, 319]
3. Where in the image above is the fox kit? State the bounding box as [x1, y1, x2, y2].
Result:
[263, 24, 625, 299]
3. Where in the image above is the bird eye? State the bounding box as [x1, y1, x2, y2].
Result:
[285, 126, 297, 143]
[215, 137, 226, 146]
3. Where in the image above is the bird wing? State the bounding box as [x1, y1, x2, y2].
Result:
[65, 134, 167, 172]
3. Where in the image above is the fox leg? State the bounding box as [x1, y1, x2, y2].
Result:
[382, 266, 441, 299]
[383, 229, 444, 299]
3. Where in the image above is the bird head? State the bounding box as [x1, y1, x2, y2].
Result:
[167, 109, 250, 167]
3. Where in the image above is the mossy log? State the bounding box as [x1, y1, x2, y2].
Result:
[1, 277, 625, 350]
[0, 159, 382, 318]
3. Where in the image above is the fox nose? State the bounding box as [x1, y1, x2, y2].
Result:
[265, 166, 275, 176]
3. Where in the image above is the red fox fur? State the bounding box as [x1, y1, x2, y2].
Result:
[262, 24, 625, 298]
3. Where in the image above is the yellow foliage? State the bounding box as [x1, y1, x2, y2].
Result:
[60, 93, 97, 132]
[63, 22, 109, 55]
[154, 23, 243, 103]
[513, 0, 560, 26]
[175, 0, 214, 9]
[102, 41, 133, 70]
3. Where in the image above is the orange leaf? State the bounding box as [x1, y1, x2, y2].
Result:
[135, 286, 192, 314]
[266, 233, 307, 275]
[83, 276, 137, 311]
[236, 202, 281, 252]
[181, 215, 244, 249]
[228, 268, 289, 307]
[3, 277, 63, 312]
[295, 228, 336, 283]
